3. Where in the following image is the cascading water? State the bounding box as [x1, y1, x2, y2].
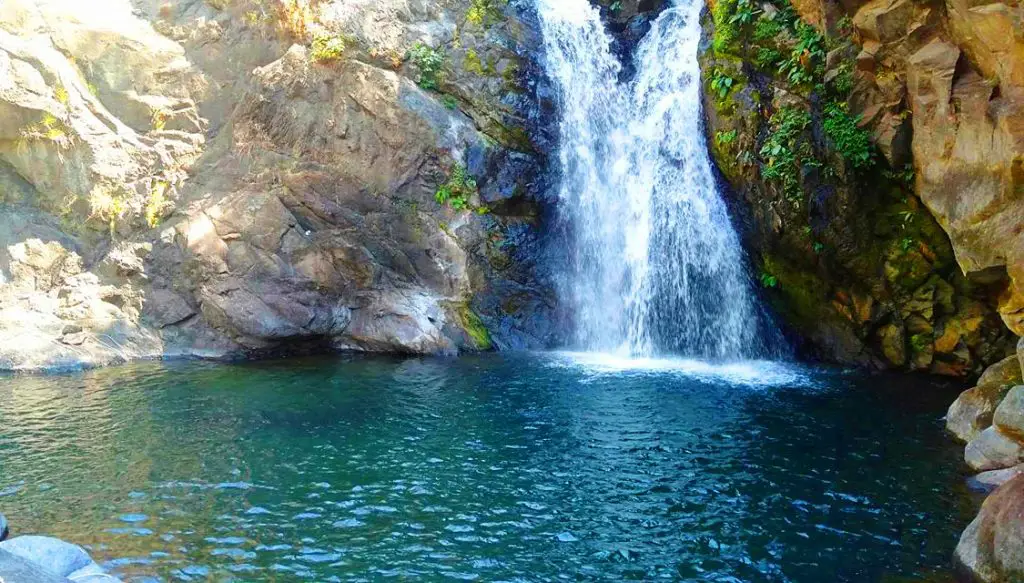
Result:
[534, 0, 773, 359]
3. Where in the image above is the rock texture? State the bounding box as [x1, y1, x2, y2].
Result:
[0, 0, 556, 370]
[699, 0, 1024, 579]
[700, 0, 1018, 375]
[956, 474, 1024, 583]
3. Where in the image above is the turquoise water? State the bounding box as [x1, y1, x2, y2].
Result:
[0, 353, 973, 581]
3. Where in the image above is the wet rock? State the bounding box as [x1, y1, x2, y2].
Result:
[0, 549, 70, 583]
[967, 464, 1024, 494]
[956, 474, 1024, 582]
[965, 427, 1024, 472]
[0, 535, 122, 582]
[0, 513, 6, 541]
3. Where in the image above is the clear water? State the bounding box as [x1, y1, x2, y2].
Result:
[0, 354, 974, 582]
[536, 0, 768, 358]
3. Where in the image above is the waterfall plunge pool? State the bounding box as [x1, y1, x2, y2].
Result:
[0, 353, 973, 582]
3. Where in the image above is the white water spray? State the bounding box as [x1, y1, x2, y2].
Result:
[534, 0, 768, 359]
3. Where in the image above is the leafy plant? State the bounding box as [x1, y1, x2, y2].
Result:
[715, 129, 738, 146]
[760, 272, 779, 288]
[899, 236, 915, 252]
[752, 16, 783, 43]
[435, 164, 477, 210]
[729, 0, 760, 25]
[710, 69, 735, 100]
[311, 32, 347, 62]
[759, 107, 813, 200]
[442, 95, 459, 110]
[822, 102, 873, 169]
[409, 43, 446, 90]
[778, 20, 826, 87]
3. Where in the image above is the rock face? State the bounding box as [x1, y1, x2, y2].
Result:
[699, 0, 1018, 375]
[0, 0, 557, 370]
[699, 0, 1024, 579]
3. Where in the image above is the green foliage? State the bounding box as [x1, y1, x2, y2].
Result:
[467, 0, 507, 28]
[899, 236, 915, 252]
[435, 164, 477, 211]
[884, 164, 916, 189]
[777, 19, 826, 87]
[710, 69, 735, 100]
[442, 95, 459, 110]
[829, 62, 855, 95]
[760, 272, 779, 288]
[712, 0, 740, 53]
[729, 0, 761, 25]
[754, 47, 783, 70]
[759, 107, 813, 200]
[311, 32, 347, 63]
[822, 102, 874, 169]
[715, 129, 738, 147]
[409, 43, 446, 90]
[752, 16, 783, 43]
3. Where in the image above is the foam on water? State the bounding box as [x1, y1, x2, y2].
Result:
[546, 351, 815, 388]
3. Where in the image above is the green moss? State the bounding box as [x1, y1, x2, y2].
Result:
[454, 303, 493, 350]
[467, 0, 507, 29]
[762, 252, 833, 328]
[464, 49, 488, 76]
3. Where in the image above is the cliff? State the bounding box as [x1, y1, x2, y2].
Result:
[698, 0, 1024, 578]
[0, 0, 557, 370]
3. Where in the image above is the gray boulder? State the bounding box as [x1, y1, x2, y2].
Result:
[0, 535, 121, 582]
[965, 426, 1024, 471]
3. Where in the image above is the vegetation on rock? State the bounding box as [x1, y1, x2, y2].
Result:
[700, 0, 1015, 374]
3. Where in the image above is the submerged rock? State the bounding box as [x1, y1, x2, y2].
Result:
[967, 464, 1024, 494]
[0, 535, 121, 582]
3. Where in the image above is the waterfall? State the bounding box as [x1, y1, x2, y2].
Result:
[534, 0, 772, 360]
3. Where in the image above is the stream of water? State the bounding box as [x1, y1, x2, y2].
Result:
[536, 0, 769, 358]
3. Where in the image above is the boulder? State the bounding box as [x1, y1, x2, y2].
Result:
[0, 535, 121, 582]
[995, 386, 1024, 440]
[949, 382, 1016, 443]
[966, 426, 1024, 472]
[947, 356, 1024, 442]
[967, 464, 1024, 494]
[956, 474, 1024, 582]
[0, 549, 71, 583]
